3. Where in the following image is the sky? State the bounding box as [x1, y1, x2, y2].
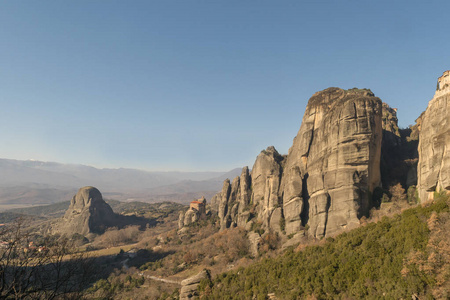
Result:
[0, 1, 449, 171]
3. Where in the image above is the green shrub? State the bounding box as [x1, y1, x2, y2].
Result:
[205, 196, 449, 299]
[279, 217, 285, 233]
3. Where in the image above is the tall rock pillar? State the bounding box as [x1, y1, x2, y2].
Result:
[281, 88, 382, 237]
[417, 71, 450, 201]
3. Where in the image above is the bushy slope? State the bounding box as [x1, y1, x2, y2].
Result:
[204, 195, 449, 299]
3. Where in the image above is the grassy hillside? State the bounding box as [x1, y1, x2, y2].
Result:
[203, 194, 450, 299]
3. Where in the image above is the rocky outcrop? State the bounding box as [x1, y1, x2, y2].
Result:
[382, 103, 401, 148]
[53, 186, 152, 237]
[251, 147, 285, 229]
[178, 211, 185, 229]
[179, 269, 211, 300]
[281, 88, 382, 237]
[247, 231, 262, 257]
[178, 197, 207, 229]
[60, 186, 117, 235]
[417, 71, 450, 201]
[217, 179, 232, 230]
[212, 87, 383, 239]
[213, 148, 284, 231]
[209, 193, 221, 212]
[238, 166, 251, 212]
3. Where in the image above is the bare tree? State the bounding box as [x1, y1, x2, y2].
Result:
[0, 218, 95, 299]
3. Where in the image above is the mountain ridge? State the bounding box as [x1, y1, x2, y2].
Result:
[0, 158, 241, 207]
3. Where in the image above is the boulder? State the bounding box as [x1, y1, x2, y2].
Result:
[179, 269, 211, 300]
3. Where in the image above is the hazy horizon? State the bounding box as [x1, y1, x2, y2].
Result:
[0, 157, 242, 173]
[1, 1, 449, 171]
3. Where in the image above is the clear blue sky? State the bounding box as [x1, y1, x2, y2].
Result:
[0, 1, 448, 171]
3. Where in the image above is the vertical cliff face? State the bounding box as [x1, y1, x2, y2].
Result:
[281, 88, 382, 237]
[217, 179, 231, 230]
[417, 71, 450, 201]
[250, 146, 285, 228]
[213, 148, 283, 231]
[213, 87, 382, 238]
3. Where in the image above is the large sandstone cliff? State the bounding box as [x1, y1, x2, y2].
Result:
[210, 71, 450, 240]
[213, 87, 383, 238]
[417, 71, 450, 201]
[281, 88, 382, 237]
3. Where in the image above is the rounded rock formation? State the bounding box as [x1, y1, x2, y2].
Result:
[61, 186, 117, 235]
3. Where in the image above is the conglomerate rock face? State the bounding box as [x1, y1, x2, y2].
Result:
[61, 186, 117, 235]
[212, 87, 383, 238]
[417, 71, 450, 201]
[281, 88, 382, 237]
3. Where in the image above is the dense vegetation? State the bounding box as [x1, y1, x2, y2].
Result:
[204, 194, 449, 299]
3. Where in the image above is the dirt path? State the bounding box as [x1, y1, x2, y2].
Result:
[137, 273, 181, 285]
[119, 254, 181, 286]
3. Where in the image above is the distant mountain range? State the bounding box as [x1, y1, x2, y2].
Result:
[0, 158, 242, 208]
